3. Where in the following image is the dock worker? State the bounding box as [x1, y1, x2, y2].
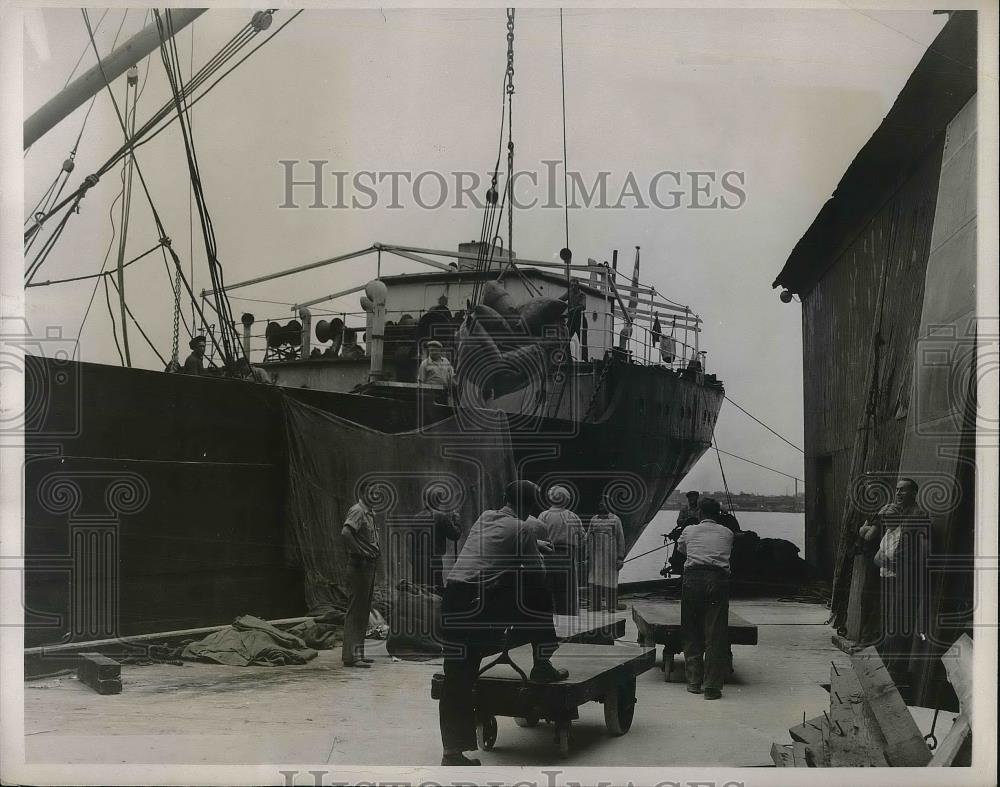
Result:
[341, 484, 380, 668]
[676, 497, 734, 700]
[182, 335, 208, 375]
[587, 498, 626, 612]
[666, 491, 701, 575]
[411, 489, 462, 592]
[858, 477, 930, 683]
[340, 329, 366, 360]
[537, 485, 584, 615]
[438, 480, 569, 766]
[417, 340, 455, 389]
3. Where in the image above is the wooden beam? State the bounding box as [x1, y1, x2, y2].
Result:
[941, 633, 973, 716]
[828, 664, 889, 766]
[789, 715, 826, 746]
[929, 715, 971, 767]
[790, 741, 811, 766]
[770, 742, 794, 767]
[850, 647, 932, 766]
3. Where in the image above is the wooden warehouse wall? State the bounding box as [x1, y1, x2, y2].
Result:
[799, 143, 944, 576]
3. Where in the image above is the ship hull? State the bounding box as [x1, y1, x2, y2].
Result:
[23, 355, 720, 646]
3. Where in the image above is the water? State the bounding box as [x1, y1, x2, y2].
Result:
[619, 509, 806, 584]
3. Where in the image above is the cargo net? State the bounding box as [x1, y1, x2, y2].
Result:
[281, 396, 514, 627]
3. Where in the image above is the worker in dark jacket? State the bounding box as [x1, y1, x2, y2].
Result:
[411, 491, 462, 592]
[677, 497, 734, 700]
[182, 335, 207, 375]
[438, 480, 569, 766]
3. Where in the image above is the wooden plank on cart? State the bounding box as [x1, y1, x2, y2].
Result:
[850, 647, 931, 766]
[631, 602, 758, 646]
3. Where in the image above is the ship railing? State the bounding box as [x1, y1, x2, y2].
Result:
[208, 299, 707, 373]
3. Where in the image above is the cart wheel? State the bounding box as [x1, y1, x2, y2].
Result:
[555, 722, 571, 757]
[663, 651, 675, 682]
[514, 716, 539, 728]
[476, 715, 498, 751]
[604, 681, 636, 735]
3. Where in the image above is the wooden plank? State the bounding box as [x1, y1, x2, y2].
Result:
[828, 665, 889, 766]
[790, 741, 811, 767]
[770, 742, 793, 767]
[850, 646, 932, 766]
[941, 633, 973, 716]
[789, 715, 826, 746]
[631, 603, 758, 646]
[76, 653, 122, 695]
[929, 714, 971, 767]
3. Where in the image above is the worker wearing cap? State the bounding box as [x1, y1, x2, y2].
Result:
[182, 335, 208, 375]
[537, 485, 584, 615]
[417, 340, 454, 388]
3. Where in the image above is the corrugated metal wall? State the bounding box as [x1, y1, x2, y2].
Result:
[800, 139, 945, 577]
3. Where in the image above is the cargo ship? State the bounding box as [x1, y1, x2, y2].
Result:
[21, 9, 723, 646]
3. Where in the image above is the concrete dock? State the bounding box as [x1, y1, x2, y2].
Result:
[24, 597, 844, 766]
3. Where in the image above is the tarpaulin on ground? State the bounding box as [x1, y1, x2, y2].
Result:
[281, 396, 515, 620]
[181, 615, 318, 666]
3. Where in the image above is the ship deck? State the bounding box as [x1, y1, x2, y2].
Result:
[21, 595, 948, 767]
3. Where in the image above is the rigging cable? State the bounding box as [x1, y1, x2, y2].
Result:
[558, 8, 570, 251]
[23, 10, 289, 246]
[712, 436, 736, 514]
[156, 8, 245, 368]
[27, 242, 163, 288]
[724, 394, 803, 453]
[113, 64, 141, 366]
[24, 9, 129, 260]
[102, 275, 126, 365]
[77, 8, 229, 365]
[72, 178, 125, 360]
[108, 276, 168, 366]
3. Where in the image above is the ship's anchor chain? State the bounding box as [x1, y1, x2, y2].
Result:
[582, 353, 615, 423]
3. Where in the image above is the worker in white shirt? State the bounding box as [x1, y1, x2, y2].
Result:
[676, 497, 734, 700]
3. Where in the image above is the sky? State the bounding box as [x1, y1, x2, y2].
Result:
[20, 6, 948, 495]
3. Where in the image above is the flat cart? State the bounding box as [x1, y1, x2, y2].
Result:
[631, 602, 758, 682]
[431, 641, 655, 757]
[554, 612, 626, 645]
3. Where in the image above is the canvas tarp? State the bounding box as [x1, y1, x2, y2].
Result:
[281, 396, 515, 620]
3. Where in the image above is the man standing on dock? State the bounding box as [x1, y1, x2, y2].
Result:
[677, 497, 734, 700]
[438, 480, 568, 766]
[341, 484, 380, 668]
[537, 485, 584, 615]
[858, 477, 930, 683]
[587, 498, 626, 612]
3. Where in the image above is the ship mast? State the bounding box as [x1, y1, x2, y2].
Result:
[23, 9, 206, 149]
